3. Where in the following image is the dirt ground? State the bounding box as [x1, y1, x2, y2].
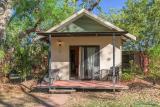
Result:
[0, 78, 160, 107]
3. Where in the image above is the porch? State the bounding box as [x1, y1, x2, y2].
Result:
[37, 31, 128, 92]
[38, 80, 129, 90]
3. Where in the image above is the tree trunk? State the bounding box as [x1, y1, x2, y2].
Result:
[139, 52, 149, 75]
[143, 54, 149, 75]
[0, 0, 12, 39]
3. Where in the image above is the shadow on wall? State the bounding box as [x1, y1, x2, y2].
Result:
[51, 64, 69, 80]
[100, 66, 120, 81]
[100, 44, 121, 68]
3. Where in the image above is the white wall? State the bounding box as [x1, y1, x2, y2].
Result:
[51, 36, 122, 80]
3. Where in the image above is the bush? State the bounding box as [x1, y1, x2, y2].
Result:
[0, 49, 5, 60]
[129, 60, 142, 75]
[148, 44, 160, 84]
[121, 72, 134, 81]
[122, 69, 132, 74]
[121, 60, 141, 82]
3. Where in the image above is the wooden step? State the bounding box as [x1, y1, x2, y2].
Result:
[49, 89, 76, 94]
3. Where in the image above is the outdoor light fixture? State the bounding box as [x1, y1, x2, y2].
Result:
[58, 40, 62, 46]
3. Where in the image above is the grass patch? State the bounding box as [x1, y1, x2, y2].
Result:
[68, 89, 160, 107]
[71, 98, 160, 107]
[134, 101, 160, 107]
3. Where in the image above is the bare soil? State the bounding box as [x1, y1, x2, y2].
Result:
[0, 78, 160, 107]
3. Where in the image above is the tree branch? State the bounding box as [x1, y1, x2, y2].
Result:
[87, 0, 100, 11]
[19, 18, 42, 38]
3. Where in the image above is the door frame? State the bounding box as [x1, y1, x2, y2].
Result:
[69, 46, 79, 80]
[69, 45, 100, 80]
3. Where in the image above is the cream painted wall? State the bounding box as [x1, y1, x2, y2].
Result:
[51, 36, 122, 80]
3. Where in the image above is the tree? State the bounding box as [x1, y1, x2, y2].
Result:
[101, 0, 160, 74]
[3, 0, 76, 80]
[0, 0, 12, 39]
[0, 0, 100, 79]
[79, 0, 101, 11]
[148, 44, 160, 84]
[0, 0, 102, 80]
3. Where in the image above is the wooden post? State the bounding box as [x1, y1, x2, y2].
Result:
[112, 33, 116, 92]
[48, 34, 52, 90]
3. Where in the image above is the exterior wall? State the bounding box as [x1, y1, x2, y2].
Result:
[51, 36, 122, 80]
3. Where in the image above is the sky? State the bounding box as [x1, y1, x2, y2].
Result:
[94, 0, 127, 14]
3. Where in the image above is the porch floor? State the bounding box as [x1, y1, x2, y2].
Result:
[38, 80, 129, 90]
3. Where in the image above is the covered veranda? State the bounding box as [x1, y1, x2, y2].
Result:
[37, 31, 129, 91]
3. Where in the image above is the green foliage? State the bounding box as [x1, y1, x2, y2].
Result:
[148, 45, 160, 79]
[0, 48, 10, 79]
[149, 44, 160, 58]
[4, 0, 77, 80]
[12, 41, 48, 79]
[121, 72, 134, 81]
[100, 0, 160, 79]
[1, 63, 10, 76]
[0, 49, 5, 60]
[79, 0, 102, 11]
[13, 45, 32, 79]
[101, 0, 160, 51]
[122, 66, 135, 81]
[0, 0, 99, 82]
[10, 0, 76, 32]
[121, 60, 140, 81]
[1, 0, 102, 80]
[130, 60, 142, 74]
[72, 99, 160, 107]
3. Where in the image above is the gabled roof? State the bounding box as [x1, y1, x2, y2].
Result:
[46, 9, 136, 40]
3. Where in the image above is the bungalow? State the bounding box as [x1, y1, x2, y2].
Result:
[37, 9, 136, 89]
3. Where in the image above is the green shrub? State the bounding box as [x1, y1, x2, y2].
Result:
[123, 69, 132, 74]
[121, 73, 134, 81]
[130, 60, 142, 75]
[148, 45, 160, 83]
[122, 61, 141, 81]
[0, 49, 5, 60]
